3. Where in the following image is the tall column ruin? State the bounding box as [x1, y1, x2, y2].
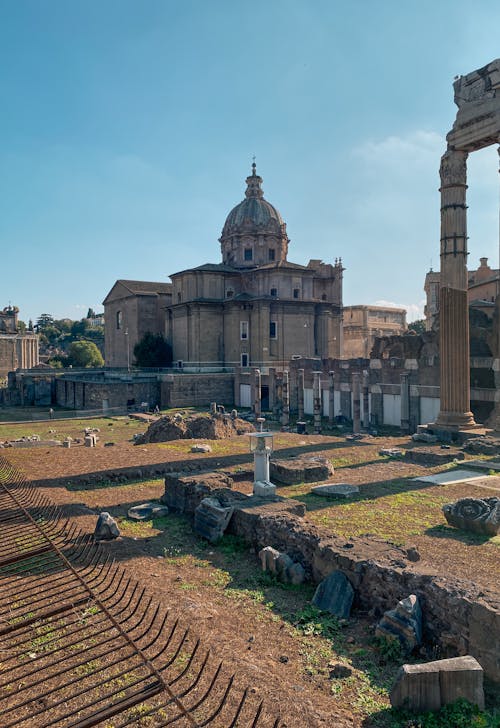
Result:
[435, 150, 476, 429]
[430, 59, 500, 433]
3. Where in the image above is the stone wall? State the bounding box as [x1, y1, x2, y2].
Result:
[55, 377, 160, 410]
[161, 373, 234, 408]
[164, 474, 500, 682]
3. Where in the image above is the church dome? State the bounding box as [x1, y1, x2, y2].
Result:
[220, 163, 289, 267]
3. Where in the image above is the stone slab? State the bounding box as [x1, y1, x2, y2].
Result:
[127, 503, 169, 521]
[412, 470, 488, 485]
[311, 483, 360, 498]
[465, 460, 500, 471]
[312, 571, 354, 618]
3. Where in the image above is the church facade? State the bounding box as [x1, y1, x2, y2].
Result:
[104, 165, 344, 368]
[104, 164, 344, 368]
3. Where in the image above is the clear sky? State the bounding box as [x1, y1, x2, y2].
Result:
[1, 0, 499, 325]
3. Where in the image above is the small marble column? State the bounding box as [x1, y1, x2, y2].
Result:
[362, 370, 370, 429]
[313, 371, 322, 434]
[328, 371, 335, 425]
[281, 370, 290, 427]
[435, 149, 476, 430]
[297, 369, 305, 420]
[254, 369, 261, 418]
[352, 373, 361, 435]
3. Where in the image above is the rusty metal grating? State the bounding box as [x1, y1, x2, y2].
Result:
[0, 458, 280, 727]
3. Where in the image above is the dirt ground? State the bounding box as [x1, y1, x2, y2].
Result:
[1, 415, 499, 727]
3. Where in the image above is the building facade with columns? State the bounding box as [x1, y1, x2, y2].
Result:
[0, 306, 39, 378]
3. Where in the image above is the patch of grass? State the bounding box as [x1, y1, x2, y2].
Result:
[384, 697, 498, 728]
[293, 604, 341, 639]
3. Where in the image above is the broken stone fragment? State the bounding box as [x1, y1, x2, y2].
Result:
[127, 503, 169, 521]
[443, 497, 500, 536]
[191, 443, 212, 453]
[258, 547, 306, 585]
[376, 594, 422, 653]
[312, 571, 354, 619]
[194, 497, 233, 543]
[94, 512, 120, 541]
[390, 655, 484, 711]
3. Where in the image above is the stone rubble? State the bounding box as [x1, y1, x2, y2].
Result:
[375, 594, 422, 653]
[94, 512, 120, 541]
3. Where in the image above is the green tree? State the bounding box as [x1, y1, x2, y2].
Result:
[17, 320, 27, 333]
[408, 318, 426, 335]
[36, 313, 55, 331]
[67, 341, 104, 368]
[133, 332, 172, 367]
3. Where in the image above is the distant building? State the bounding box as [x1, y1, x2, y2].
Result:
[0, 306, 39, 377]
[342, 305, 407, 358]
[424, 257, 500, 330]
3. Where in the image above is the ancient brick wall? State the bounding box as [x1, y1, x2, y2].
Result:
[161, 374, 234, 408]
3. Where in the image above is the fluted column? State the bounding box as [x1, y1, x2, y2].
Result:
[435, 149, 476, 429]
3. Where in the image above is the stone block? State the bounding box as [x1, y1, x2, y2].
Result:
[253, 480, 277, 498]
[194, 497, 233, 543]
[312, 571, 354, 618]
[270, 455, 334, 485]
[390, 655, 484, 711]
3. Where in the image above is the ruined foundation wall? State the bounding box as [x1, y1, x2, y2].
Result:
[167, 477, 500, 682]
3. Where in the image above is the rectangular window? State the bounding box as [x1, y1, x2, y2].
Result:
[116, 311, 122, 330]
[269, 321, 277, 339]
[241, 353, 249, 367]
[268, 249, 275, 261]
[270, 288, 277, 297]
[244, 248, 253, 261]
[293, 288, 300, 299]
[240, 321, 248, 340]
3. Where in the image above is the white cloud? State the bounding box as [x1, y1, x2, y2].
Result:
[373, 299, 426, 322]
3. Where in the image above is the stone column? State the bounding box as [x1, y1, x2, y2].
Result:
[328, 371, 335, 425]
[254, 368, 261, 418]
[268, 367, 276, 413]
[487, 147, 500, 431]
[362, 370, 370, 429]
[297, 369, 305, 420]
[352, 373, 361, 434]
[435, 149, 476, 430]
[313, 371, 322, 434]
[281, 370, 290, 427]
[400, 372, 410, 434]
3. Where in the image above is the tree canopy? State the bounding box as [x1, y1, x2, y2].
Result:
[67, 341, 104, 368]
[133, 332, 172, 368]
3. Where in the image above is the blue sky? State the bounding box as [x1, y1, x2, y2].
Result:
[1, 0, 499, 324]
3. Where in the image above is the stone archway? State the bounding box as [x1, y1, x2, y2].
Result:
[433, 59, 500, 433]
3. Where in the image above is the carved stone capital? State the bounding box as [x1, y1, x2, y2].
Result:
[440, 149, 468, 187]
